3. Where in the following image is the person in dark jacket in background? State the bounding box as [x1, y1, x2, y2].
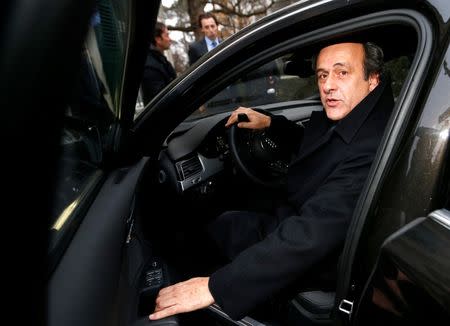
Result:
[141, 22, 176, 105]
[149, 41, 394, 320]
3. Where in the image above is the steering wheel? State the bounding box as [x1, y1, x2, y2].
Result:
[228, 123, 289, 188]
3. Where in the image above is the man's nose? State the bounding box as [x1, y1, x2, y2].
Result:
[323, 76, 336, 93]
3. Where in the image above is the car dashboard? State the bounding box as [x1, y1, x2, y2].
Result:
[158, 101, 322, 195]
[158, 112, 231, 194]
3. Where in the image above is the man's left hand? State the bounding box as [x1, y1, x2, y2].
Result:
[149, 277, 214, 320]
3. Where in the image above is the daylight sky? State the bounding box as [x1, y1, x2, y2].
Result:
[162, 0, 174, 6]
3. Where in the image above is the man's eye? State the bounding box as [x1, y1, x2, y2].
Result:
[338, 71, 348, 77]
[318, 73, 327, 79]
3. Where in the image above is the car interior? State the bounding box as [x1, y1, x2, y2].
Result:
[45, 2, 431, 326]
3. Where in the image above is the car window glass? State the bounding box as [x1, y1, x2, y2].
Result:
[93, 0, 129, 113]
[48, 0, 129, 271]
[384, 55, 411, 100]
[186, 54, 318, 121]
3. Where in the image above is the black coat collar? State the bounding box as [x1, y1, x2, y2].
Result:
[310, 75, 391, 143]
[295, 75, 392, 162]
[334, 75, 391, 144]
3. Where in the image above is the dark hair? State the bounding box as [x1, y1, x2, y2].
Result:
[362, 42, 384, 80]
[311, 42, 384, 79]
[152, 21, 166, 45]
[198, 12, 218, 28]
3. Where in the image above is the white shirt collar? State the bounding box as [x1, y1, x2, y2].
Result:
[205, 37, 219, 51]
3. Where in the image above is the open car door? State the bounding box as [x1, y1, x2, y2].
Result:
[352, 208, 450, 325]
[2, 1, 161, 326]
[46, 1, 161, 326]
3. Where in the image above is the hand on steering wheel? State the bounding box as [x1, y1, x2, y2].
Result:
[225, 107, 271, 130]
[227, 110, 288, 188]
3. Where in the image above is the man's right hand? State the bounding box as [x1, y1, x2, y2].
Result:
[149, 277, 214, 320]
[225, 107, 271, 130]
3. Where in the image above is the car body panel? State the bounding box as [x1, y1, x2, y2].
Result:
[48, 158, 149, 326]
[354, 209, 450, 324]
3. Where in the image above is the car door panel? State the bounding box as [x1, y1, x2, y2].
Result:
[354, 209, 450, 325]
[48, 157, 149, 326]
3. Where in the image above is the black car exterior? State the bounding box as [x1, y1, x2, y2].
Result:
[3, 1, 449, 326]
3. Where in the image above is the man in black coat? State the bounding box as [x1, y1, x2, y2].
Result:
[149, 42, 394, 320]
[188, 13, 221, 65]
[141, 22, 176, 105]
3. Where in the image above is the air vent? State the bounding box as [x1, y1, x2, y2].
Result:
[176, 156, 202, 180]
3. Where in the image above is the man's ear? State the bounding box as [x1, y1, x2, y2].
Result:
[368, 73, 380, 91]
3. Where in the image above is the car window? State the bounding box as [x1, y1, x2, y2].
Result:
[48, 0, 129, 271]
[92, 0, 129, 113]
[186, 54, 318, 121]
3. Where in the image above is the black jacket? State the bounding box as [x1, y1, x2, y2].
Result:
[208, 78, 394, 319]
[188, 38, 208, 65]
[141, 47, 176, 105]
[188, 37, 221, 65]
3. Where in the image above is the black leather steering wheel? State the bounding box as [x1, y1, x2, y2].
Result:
[228, 123, 288, 188]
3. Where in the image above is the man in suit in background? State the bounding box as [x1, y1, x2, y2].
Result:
[141, 22, 176, 105]
[188, 13, 221, 65]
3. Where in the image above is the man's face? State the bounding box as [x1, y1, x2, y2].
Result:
[200, 17, 218, 40]
[156, 27, 171, 51]
[316, 43, 379, 121]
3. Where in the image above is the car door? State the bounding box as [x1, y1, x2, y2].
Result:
[352, 207, 450, 325]
[2, 1, 103, 326]
[1, 1, 160, 326]
[46, 1, 162, 325]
